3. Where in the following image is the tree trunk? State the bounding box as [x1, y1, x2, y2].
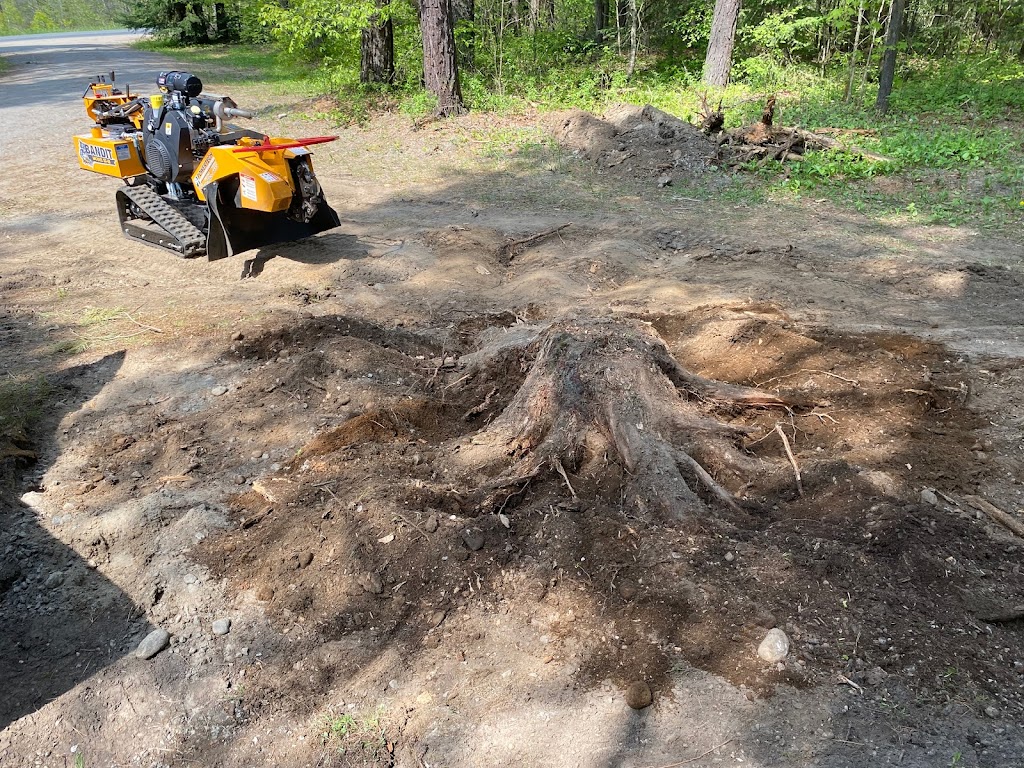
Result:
[420, 0, 466, 116]
[445, 319, 790, 522]
[594, 0, 608, 43]
[844, 0, 865, 102]
[703, 0, 742, 87]
[361, 0, 395, 85]
[528, 0, 540, 33]
[875, 0, 905, 116]
[625, 0, 639, 79]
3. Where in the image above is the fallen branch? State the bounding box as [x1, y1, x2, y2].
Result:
[775, 424, 803, 496]
[121, 310, 163, 334]
[552, 456, 578, 499]
[976, 605, 1024, 623]
[675, 450, 741, 513]
[497, 223, 571, 263]
[964, 495, 1024, 539]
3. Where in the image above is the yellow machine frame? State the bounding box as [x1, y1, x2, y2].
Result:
[73, 129, 147, 179]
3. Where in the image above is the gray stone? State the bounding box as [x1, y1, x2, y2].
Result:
[462, 527, 485, 552]
[757, 628, 790, 662]
[212, 618, 231, 636]
[424, 514, 439, 533]
[920, 488, 939, 506]
[211, 385, 229, 396]
[136, 629, 171, 659]
[44, 571, 64, 589]
[657, 174, 673, 188]
[985, 705, 1000, 718]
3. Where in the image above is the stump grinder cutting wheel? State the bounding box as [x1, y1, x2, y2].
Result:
[73, 70, 341, 260]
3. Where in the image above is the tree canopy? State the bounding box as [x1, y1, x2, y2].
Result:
[3, 0, 1023, 118]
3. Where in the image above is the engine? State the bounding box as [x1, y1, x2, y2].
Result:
[141, 71, 255, 185]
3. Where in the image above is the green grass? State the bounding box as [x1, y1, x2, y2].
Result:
[137, 40, 1024, 232]
[0, 373, 51, 477]
[319, 709, 389, 760]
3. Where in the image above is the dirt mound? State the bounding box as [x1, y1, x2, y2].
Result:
[190, 303, 1022, 743]
[556, 104, 717, 182]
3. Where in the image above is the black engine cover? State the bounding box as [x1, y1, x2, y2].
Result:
[142, 105, 196, 184]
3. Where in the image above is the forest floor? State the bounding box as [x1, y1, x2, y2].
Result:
[2, 31, 1024, 768]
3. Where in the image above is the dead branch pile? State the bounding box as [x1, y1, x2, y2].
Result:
[700, 94, 892, 168]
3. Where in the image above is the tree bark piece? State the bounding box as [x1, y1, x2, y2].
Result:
[965, 495, 1024, 539]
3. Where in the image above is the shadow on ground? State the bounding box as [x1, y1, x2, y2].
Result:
[0, 347, 153, 732]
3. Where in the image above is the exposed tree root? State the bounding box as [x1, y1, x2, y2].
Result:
[453, 318, 793, 521]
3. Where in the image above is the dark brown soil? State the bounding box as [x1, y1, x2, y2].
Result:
[190, 304, 1022, 718]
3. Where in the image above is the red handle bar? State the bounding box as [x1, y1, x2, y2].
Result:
[232, 136, 339, 153]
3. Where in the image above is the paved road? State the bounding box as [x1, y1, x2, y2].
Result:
[0, 30, 175, 148]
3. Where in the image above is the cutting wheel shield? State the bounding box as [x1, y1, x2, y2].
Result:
[205, 176, 342, 262]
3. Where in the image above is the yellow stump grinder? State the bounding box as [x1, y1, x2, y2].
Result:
[74, 71, 341, 260]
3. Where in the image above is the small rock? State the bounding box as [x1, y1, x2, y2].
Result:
[920, 488, 939, 506]
[616, 578, 639, 601]
[625, 681, 653, 709]
[462, 527, 485, 552]
[427, 609, 446, 628]
[136, 629, 171, 659]
[212, 618, 231, 636]
[724, 551, 735, 563]
[211, 385, 229, 396]
[757, 628, 790, 662]
[44, 572, 64, 589]
[255, 585, 275, 602]
[233, 474, 246, 485]
[656, 174, 673, 188]
[985, 705, 1000, 718]
[863, 666, 888, 687]
[359, 572, 384, 594]
[424, 514, 439, 533]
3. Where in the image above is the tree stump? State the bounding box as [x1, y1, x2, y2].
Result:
[453, 318, 790, 521]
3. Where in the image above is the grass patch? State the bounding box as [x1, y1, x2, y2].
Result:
[0, 374, 51, 476]
[318, 708, 389, 763]
[44, 305, 164, 356]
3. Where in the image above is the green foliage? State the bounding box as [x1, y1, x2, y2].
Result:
[744, 9, 824, 62]
[320, 708, 388, 759]
[1, 0, 127, 33]
[890, 56, 1024, 118]
[257, 0, 370, 61]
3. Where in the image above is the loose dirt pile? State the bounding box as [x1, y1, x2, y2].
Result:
[556, 104, 717, 184]
[169, 302, 1022, 764]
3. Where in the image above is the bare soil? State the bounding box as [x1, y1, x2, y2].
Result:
[2, 32, 1024, 768]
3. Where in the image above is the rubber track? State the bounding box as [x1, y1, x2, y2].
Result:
[121, 185, 206, 258]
